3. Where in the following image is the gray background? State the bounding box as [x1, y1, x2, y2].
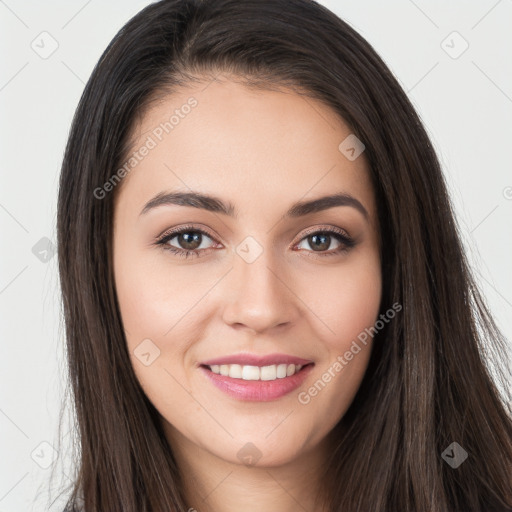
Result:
[1, 1, 511, 510]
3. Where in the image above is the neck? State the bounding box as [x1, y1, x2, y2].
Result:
[165, 426, 333, 512]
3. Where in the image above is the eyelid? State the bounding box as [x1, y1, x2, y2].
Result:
[155, 223, 352, 244]
[294, 224, 352, 243]
[156, 223, 220, 244]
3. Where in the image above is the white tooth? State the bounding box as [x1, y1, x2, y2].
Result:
[242, 365, 260, 380]
[260, 365, 277, 381]
[276, 364, 287, 378]
[229, 364, 242, 378]
[214, 362, 305, 380]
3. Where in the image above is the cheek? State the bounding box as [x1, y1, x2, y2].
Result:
[114, 242, 212, 340]
[114, 251, 207, 410]
[114, 249, 227, 407]
[303, 251, 382, 350]
[293, 253, 381, 417]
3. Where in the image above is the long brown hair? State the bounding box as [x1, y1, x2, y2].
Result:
[56, 0, 512, 510]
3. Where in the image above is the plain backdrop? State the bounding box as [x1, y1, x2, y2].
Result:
[1, 1, 511, 510]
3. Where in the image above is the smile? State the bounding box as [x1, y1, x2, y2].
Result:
[199, 354, 314, 402]
[207, 363, 303, 381]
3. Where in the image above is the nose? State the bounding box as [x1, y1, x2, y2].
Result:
[221, 246, 300, 335]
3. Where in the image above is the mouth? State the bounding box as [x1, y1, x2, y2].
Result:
[199, 360, 315, 402]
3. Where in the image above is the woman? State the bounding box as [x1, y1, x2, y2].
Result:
[57, 0, 512, 510]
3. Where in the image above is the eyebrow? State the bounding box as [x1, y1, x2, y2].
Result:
[139, 190, 369, 221]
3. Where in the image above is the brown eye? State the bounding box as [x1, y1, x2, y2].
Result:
[174, 232, 203, 250]
[156, 226, 219, 259]
[297, 232, 342, 252]
[166, 230, 214, 251]
[306, 233, 333, 252]
[295, 228, 355, 257]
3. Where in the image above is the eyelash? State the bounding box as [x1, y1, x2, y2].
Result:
[154, 224, 356, 259]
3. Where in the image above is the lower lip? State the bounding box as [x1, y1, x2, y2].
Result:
[199, 364, 314, 402]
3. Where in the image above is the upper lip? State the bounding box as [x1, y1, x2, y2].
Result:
[200, 353, 314, 367]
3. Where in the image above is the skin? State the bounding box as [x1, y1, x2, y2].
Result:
[113, 75, 382, 512]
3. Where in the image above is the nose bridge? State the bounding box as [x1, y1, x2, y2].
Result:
[221, 235, 297, 332]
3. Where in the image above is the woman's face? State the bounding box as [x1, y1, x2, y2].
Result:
[113, 76, 382, 468]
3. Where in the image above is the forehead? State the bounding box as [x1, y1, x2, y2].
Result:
[115, 77, 376, 224]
